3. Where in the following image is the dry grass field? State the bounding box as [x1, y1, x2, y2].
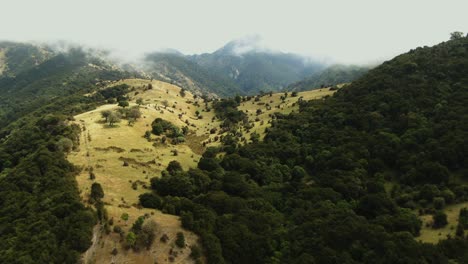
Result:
[417, 202, 468, 244]
[67, 78, 339, 263]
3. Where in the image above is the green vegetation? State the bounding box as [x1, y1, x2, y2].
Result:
[213, 98, 246, 128]
[140, 35, 468, 263]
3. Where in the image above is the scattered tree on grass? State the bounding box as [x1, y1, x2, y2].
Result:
[90, 182, 104, 203]
[121, 213, 129, 226]
[101, 110, 112, 122]
[126, 232, 137, 248]
[176, 232, 185, 248]
[108, 112, 121, 126]
[118, 100, 129, 108]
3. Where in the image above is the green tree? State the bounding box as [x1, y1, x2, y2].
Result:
[121, 213, 129, 226]
[108, 111, 121, 126]
[450, 31, 464, 40]
[126, 231, 137, 247]
[90, 182, 104, 202]
[176, 232, 185, 248]
[433, 211, 448, 228]
[101, 110, 112, 122]
[118, 100, 129, 108]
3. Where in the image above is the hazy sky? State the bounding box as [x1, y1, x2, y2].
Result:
[1, 0, 467, 64]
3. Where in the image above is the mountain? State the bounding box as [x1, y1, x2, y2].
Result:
[143, 39, 327, 96]
[144, 52, 241, 97]
[0, 44, 135, 127]
[289, 64, 371, 91]
[190, 40, 325, 94]
[138, 36, 468, 263]
[0, 42, 53, 77]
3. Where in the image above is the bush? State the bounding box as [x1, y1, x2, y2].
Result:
[139, 193, 162, 209]
[433, 197, 446, 210]
[176, 232, 185, 248]
[433, 211, 448, 228]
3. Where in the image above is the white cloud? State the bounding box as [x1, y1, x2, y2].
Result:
[0, 0, 466, 64]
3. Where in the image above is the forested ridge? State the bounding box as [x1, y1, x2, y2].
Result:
[0, 49, 132, 263]
[139, 36, 468, 263]
[288, 64, 370, 91]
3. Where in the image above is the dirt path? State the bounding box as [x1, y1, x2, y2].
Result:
[81, 225, 101, 264]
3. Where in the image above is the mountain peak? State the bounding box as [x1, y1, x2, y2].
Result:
[216, 35, 268, 55]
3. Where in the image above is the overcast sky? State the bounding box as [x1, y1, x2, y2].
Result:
[1, 0, 467, 64]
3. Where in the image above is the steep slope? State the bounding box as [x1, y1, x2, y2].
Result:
[144, 52, 241, 97]
[143, 39, 326, 97]
[0, 47, 134, 127]
[0, 42, 53, 77]
[191, 40, 325, 94]
[139, 36, 468, 264]
[289, 64, 370, 91]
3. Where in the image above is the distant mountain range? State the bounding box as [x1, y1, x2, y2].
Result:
[0, 39, 370, 101]
[143, 39, 327, 96]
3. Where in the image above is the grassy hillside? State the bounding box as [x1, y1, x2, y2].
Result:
[66, 78, 333, 263]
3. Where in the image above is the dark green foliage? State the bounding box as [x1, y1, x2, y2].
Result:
[459, 208, 468, 229]
[0, 133, 96, 263]
[190, 244, 202, 260]
[118, 100, 129, 108]
[433, 211, 448, 228]
[167, 160, 183, 175]
[139, 193, 162, 209]
[90, 182, 104, 202]
[213, 99, 246, 128]
[97, 84, 129, 100]
[175, 232, 185, 248]
[151, 118, 182, 138]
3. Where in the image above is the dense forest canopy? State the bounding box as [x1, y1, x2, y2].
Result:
[140, 36, 468, 263]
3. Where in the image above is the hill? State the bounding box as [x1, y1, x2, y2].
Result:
[288, 64, 370, 91]
[0, 42, 53, 77]
[66, 78, 333, 263]
[137, 35, 468, 264]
